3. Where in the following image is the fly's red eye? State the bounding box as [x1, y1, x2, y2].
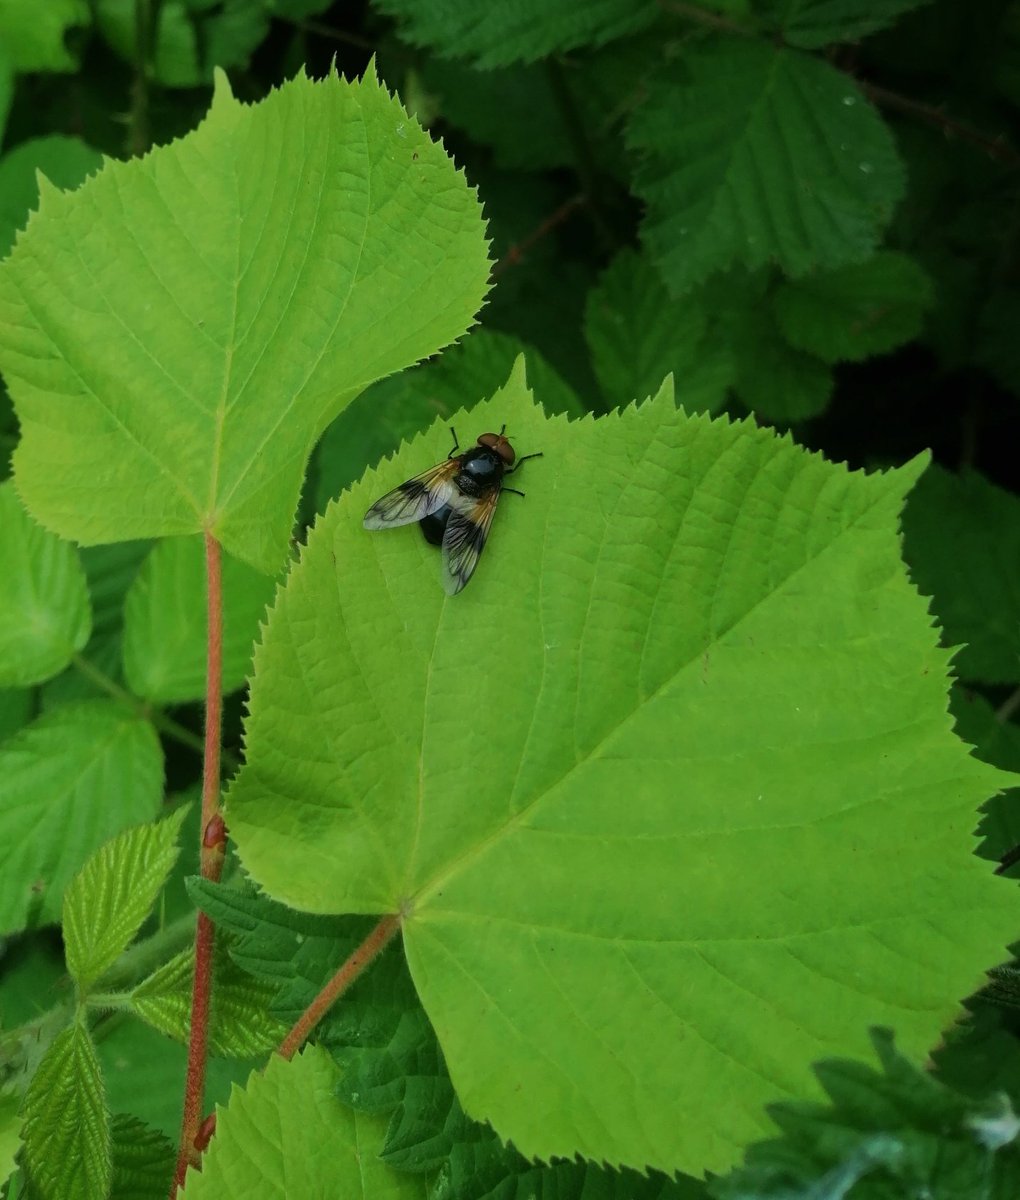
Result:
[477, 432, 516, 464]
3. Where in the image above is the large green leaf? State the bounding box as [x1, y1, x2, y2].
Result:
[109, 1115, 175, 1200]
[773, 251, 934, 363]
[0, 0, 88, 71]
[227, 362, 1016, 1176]
[181, 1047, 427, 1199]
[952, 688, 1020, 863]
[371, 0, 657, 67]
[769, 0, 933, 49]
[21, 1018, 111, 1200]
[0, 480, 91, 688]
[0, 701, 163, 935]
[122, 536, 277, 703]
[0, 66, 490, 575]
[63, 807, 188, 993]
[628, 40, 904, 294]
[584, 248, 733, 414]
[0, 47, 11, 144]
[902, 465, 1020, 684]
[0, 136, 103, 258]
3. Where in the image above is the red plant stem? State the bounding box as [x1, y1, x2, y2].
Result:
[171, 531, 226, 1196]
[278, 915, 402, 1060]
[491, 195, 585, 278]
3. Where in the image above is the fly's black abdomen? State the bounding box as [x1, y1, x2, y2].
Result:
[419, 505, 451, 546]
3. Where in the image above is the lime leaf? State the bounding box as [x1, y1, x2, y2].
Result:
[0, 701, 163, 935]
[122, 536, 277, 703]
[313, 331, 581, 511]
[771, 0, 933, 49]
[902, 465, 1020, 684]
[181, 1047, 427, 1199]
[0, 47, 11, 143]
[711, 1029, 1020, 1199]
[131, 940, 286, 1056]
[584, 248, 733, 414]
[0, 66, 490, 575]
[628, 41, 904, 294]
[0, 480, 91, 687]
[109, 1115, 174, 1200]
[371, 0, 657, 68]
[0, 135, 103, 258]
[227, 362, 1016, 1175]
[773, 252, 934, 363]
[0, 1088, 19, 1193]
[63, 807, 189, 994]
[21, 1018, 111, 1200]
[0, 0, 88, 71]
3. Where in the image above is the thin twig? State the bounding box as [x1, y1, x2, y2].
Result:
[170, 532, 226, 1196]
[491, 194, 587, 278]
[278, 916, 402, 1060]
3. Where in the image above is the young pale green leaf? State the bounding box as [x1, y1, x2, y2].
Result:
[181, 1047, 427, 1200]
[227, 360, 1017, 1176]
[371, 0, 657, 67]
[629, 41, 904, 294]
[122, 536, 277, 703]
[21, 1018, 111, 1200]
[770, 0, 933, 49]
[0, 1088, 19, 1194]
[109, 1115, 174, 1200]
[584, 248, 733, 414]
[313, 328, 581, 511]
[0, 481, 91, 687]
[0, 135, 103, 257]
[773, 251, 934, 363]
[62, 806, 189, 994]
[0, 701, 163, 935]
[710, 1029, 1020, 1199]
[902, 465, 1020, 684]
[130, 939, 286, 1057]
[0, 65, 490, 575]
[0, 0, 86, 71]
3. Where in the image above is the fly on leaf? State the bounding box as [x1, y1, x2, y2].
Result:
[363, 427, 541, 594]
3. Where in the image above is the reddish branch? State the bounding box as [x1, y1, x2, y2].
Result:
[278, 915, 402, 1060]
[171, 532, 227, 1196]
[491, 195, 586, 278]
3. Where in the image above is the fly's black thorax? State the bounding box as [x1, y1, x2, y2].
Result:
[454, 446, 506, 497]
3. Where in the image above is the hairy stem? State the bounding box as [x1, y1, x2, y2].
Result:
[278, 916, 402, 1060]
[171, 532, 226, 1195]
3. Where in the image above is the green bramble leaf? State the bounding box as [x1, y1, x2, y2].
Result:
[0, 135, 103, 259]
[21, 1018, 111, 1200]
[902, 465, 1020, 684]
[0, 47, 11, 144]
[0, 701, 163, 935]
[313, 328, 581, 512]
[130, 939, 286, 1057]
[773, 251, 935, 363]
[109, 1115, 175, 1200]
[0, 65, 490, 575]
[0, 0, 87, 71]
[731, 304, 834, 422]
[710, 1029, 1020, 1199]
[62, 807, 189, 994]
[0, 1087, 19, 1194]
[951, 687, 1020, 863]
[122, 536, 277, 703]
[371, 0, 657, 68]
[629, 40, 904, 295]
[181, 1047, 427, 1199]
[227, 360, 1016, 1176]
[584, 248, 733, 414]
[0, 481, 91, 688]
[770, 0, 934, 50]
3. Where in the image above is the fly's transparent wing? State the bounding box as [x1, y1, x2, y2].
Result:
[363, 459, 459, 529]
[441, 488, 500, 594]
